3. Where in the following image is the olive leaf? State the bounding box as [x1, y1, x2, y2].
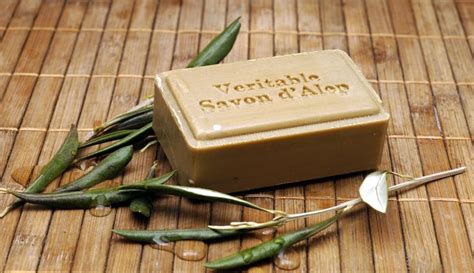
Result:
[92, 103, 153, 135]
[140, 171, 175, 186]
[56, 145, 134, 193]
[80, 129, 134, 148]
[106, 110, 153, 134]
[0, 187, 145, 209]
[116, 171, 174, 191]
[76, 122, 154, 161]
[113, 228, 245, 243]
[205, 213, 341, 270]
[359, 171, 388, 213]
[128, 164, 169, 218]
[1, 125, 79, 218]
[121, 179, 285, 216]
[187, 17, 241, 68]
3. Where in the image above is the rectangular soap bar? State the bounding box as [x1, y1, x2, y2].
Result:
[153, 50, 389, 193]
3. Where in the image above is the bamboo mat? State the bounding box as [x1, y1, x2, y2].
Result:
[0, 0, 472, 272]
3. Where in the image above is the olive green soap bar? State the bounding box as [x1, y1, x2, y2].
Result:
[153, 50, 389, 193]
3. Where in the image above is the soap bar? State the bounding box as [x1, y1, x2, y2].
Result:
[153, 50, 389, 193]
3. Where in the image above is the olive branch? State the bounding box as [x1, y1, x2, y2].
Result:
[208, 167, 464, 231]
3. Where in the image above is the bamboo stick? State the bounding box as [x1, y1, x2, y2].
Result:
[321, 0, 376, 272]
[205, 0, 248, 270]
[138, 1, 181, 272]
[0, 1, 69, 271]
[273, 1, 307, 272]
[38, 1, 115, 271]
[345, 1, 408, 272]
[410, 0, 474, 267]
[455, 0, 474, 53]
[296, 0, 342, 272]
[70, 1, 137, 271]
[367, 1, 442, 272]
[5, 1, 90, 270]
[0, 0, 18, 40]
[0, 0, 42, 100]
[105, 1, 159, 272]
[171, 1, 209, 272]
[237, 1, 276, 273]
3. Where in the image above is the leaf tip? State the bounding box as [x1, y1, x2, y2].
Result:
[204, 261, 221, 270]
[112, 229, 125, 236]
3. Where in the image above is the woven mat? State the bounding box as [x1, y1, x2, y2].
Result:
[0, 0, 472, 272]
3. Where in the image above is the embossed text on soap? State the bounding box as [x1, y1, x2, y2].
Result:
[199, 72, 350, 112]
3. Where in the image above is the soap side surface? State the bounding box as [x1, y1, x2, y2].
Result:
[153, 50, 389, 192]
[188, 116, 389, 193]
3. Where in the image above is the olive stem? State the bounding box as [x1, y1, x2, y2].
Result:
[209, 167, 466, 231]
[387, 166, 465, 192]
[286, 166, 466, 221]
[139, 140, 158, 153]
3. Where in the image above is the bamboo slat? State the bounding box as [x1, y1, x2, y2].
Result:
[367, 1, 445, 271]
[205, 1, 249, 270]
[0, 1, 70, 271]
[0, 0, 42, 100]
[139, 1, 181, 272]
[390, 0, 473, 271]
[0, 0, 18, 41]
[455, 0, 474, 53]
[172, 1, 212, 272]
[413, 0, 474, 261]
[273, 1, 307, 273]
[71, 0, 137, 271]
[0, 0, 65, 127]
[321, 1, 376, 272]
[237, 1, 276, 273]
[103, 1, 159, 272]
[345, 1, 408, 272]
[4, 1, 89, 271]
[36, 1, 113, 271]
[0, 0, 41, 175]
[0, 0, 472, 272]
[298, 1, 342, 272]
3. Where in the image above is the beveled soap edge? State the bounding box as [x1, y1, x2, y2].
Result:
[155, 50, 389, 149]
[164, 50, 383, 141]
[156, 50, 388, 149]
[157, 50, 385, 143]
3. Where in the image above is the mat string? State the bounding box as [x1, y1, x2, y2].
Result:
[0, 127, 93, 132]
[0, 127, 471, 141]
[0, 26, 472, 40]
[0, 72, 472, 86]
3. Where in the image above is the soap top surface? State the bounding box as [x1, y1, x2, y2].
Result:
[157, 50, 384, 141]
